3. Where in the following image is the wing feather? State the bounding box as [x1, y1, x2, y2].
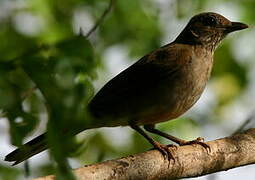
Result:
[88, 43, 191, 121]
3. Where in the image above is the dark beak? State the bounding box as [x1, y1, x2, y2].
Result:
[225, 22, 249, 33]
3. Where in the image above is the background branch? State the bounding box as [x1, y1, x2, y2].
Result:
[34, 128, 255, 180]
[85, 0, 115, 38]
[9, 0, 115, 63]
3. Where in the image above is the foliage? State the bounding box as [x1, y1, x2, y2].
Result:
[0, 0, 254, 179]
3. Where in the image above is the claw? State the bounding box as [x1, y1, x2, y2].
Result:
[153, 142, 176, 162]
[179, 137, 211, 153]
[167, 144, 178, 150]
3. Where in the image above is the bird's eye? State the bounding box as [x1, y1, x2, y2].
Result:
[202, 16, 217, 26]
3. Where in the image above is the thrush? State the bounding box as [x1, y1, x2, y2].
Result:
[5, 12, 248, 165]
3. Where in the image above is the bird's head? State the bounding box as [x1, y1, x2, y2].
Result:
[175, 12, 248, 50]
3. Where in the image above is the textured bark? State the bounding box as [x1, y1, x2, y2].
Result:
[34, 128, 255, 180]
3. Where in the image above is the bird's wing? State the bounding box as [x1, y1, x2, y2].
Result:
[88, 43, 191, 123]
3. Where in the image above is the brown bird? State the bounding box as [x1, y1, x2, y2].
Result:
[5, 12, 248, 165]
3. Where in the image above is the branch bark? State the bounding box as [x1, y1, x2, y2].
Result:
[34, 128, 255, 180]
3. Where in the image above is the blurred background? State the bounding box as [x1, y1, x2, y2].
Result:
[0, 0, 255, 179]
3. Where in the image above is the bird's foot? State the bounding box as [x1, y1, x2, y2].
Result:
[178, 137, 211, 153]
[152, 142, 177, 161]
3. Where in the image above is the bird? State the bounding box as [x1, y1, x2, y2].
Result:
[5, 12, 248, 165]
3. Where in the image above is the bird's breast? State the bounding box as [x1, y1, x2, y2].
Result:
[174, 52, 213, 113]
[139, 49, 214, 125]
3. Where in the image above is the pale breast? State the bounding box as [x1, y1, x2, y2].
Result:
[173, 47, 213, 116]
[138, 47, 214, 125]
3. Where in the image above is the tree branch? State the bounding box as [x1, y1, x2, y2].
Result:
[85, 0, 115, 38]
[9, 0, 115, 64]
[34, 128, 255, 180]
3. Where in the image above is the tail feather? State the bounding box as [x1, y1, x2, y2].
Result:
[5, 133, 48, 165]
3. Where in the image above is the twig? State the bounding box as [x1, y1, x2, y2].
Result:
[34, 128, 255, 180]
[9, 0, 115, 63]
[9, 0, 116, 101]
[85, 0, 115, 38]
[21, 86, 37, 100]
[233, 112, 255, 134]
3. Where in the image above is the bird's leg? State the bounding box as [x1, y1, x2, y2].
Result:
[129, 123, 175, 161]
[144, 124, 210, 152]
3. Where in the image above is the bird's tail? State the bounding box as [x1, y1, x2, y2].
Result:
[5, 133, 47, 165]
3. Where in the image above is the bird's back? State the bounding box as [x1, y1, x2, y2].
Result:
[88, 43, 213, 127]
